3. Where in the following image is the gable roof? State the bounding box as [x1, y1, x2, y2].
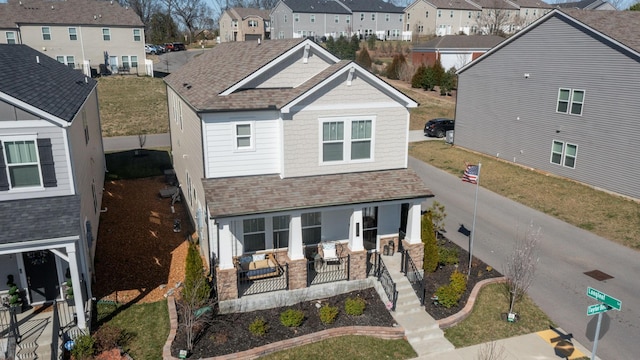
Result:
[279, 0, 351, 14]
[203, 169, 433, 218]
[556, 0, 611, 9]
[506, 0, 553, 8]
[424, 0, 480, 10]
[228, 7, 271, 20]
[414, 35, 505, 51]
[0, 0, 143, 28]
[468, 0, 519, 10]
[0, 195, 80, 245]
[0, 44, 97, 123]
[338, 0, 404, 13]
[457, 9, 640, 74]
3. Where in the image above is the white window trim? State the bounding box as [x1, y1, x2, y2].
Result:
[234, 121, 255, 151]
[42, 27, 51, 40]
[556, 88, 585, 116]
[133, 28, 141, 41]
[102, 28, 111, 41]
[5, 31, 16, 44]
[243, 218, 266, 253]
[1, 135, 44, 191]
[56, 55, 75, 68]
[69, 27, 77, 41]
[550, 140, 577, 169]
[319, 116, 375, 165]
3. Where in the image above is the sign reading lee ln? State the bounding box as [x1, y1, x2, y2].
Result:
[587, 287, 621, 311]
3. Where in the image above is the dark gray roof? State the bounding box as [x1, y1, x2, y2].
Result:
[560, 9, 640, 52]
[556, 0, 609, 9]
[0, 0, 144, 28]
[339, 0, 404, 13]
[0, 44, 97, 122]
[507, 0, 554, 8]
[468, 0, 519, 9]
[414, 35, 505, 51]
[203, 168, 433, 218]
[0, 195, 80, 245]
[426, 0, 480, 10]
[281, 0, 351, 14]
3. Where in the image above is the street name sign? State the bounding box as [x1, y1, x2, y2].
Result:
[586, 287, 621, 310]
[587, 303, 611, 316]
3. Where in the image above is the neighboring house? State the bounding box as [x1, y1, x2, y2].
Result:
[412, 34, 504, 70]
[556, 0, 617, 10]
[455, 9, 640, 200]
[164, 38, 432, 303]
[219, 7, 271, 42]
[403, 0, 552, 36]
[270, 0, 405, 40]
[0, 0, 145, 76]
[0, 44, 106, 329]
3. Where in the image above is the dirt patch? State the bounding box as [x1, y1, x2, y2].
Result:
[93, 176, 192, 304]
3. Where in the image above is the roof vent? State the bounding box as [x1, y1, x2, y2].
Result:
[36, 55, 40, 64]
[257, 38, 261, 45]
[51, 5, 54, 9]
[94, 15, 97, 20]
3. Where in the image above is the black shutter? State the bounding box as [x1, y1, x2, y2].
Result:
[0, 141, 9, 191]
[37, 138, 57, 188]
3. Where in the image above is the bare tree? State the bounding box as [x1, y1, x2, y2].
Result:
[503, 222, 541, 317]
[475, 2, 517, 36]
[177, 275, 215, 352]
[120, 0, 160, 31]
[476, 341, 507, 360]
[428, 200, 447, 236]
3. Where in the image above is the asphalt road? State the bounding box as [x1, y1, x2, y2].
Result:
[409, 156, 640, 360]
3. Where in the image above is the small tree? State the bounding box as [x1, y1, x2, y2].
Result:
[440, 70, 455, 96]
[427, 201, 447, 236]
[421, 66, 437, 91]
[411, 65, 427, 88]
[180, 243, 213, 352]
[386, 53, 406, 80]
[422, 211, 439, 273]
[503, 222, 541, 317]
[432, 58, 445, 88]
[356, 47, 372, 69]
[367, 34, 376, 50]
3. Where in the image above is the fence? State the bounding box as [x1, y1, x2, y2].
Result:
[307, 255, 350, 286]
[401, 250, 426, 305]
[0, 307, 19, 360]
[371, 253, 398, 311]
[237, 264, 288, 297]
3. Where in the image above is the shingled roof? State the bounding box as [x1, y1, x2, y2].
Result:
[0, 195, 80, 245]
[559, 9, 640, 53]
[338, 0, 404, 13]
[280, 0, 351, 14]
[0, 44, 96, 122]
[425, 0, 480, 10]
[0, 0, 143, 28]
[507, 0, 554, 8]
[165, 39, 352, 112]
[204, 169, 433, 218]
[228, 7, 271, 20]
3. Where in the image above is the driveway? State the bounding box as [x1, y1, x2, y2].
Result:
[409, 156, 640, 360]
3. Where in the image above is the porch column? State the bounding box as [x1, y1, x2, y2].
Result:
[349, 208, 364, 252]
[217, 219, 234, 270]
[65, 244, 86, 329]
[405, 200, 423, 244]
[288, 212, 304, 260]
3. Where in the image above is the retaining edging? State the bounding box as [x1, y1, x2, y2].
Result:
[437, 277, 507, 329]
[163, 296, 405, 360]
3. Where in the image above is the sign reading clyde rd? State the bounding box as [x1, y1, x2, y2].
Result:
[587, 287, 622, 311]
[587, 303, 610, 316]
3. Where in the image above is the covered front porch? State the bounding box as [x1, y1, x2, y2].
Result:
[203, 168, 432, 301]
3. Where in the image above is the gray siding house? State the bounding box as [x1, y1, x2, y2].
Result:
[455, 9, 640, 200]
[0, 44, 105, 330]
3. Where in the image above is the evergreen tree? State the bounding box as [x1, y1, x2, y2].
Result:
[422, 211, 439, 273]
[421, 66, 437, 91]
[432, 58, 445, 87]
[356, 47, 372, 69]
[183, 243, 210, 306]
[386, 53, 406, 80]
[412, 65, 427, 88]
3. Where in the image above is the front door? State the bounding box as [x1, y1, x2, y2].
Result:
[363, 207, 378, 251]
[23, 250, 59, 304]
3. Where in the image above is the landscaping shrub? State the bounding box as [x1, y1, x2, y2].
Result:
[183, 243, 210, 306]
[280, 309, 305, 327]
[422, 211, 439, 273]
[71, 334, 95, 360]
[356, 47, 372, 69]
[450, 271, 467, 295]
[93, 325, 125, 353]
[345, 297, 366, 316]
[249, 317, 269, 336]
[435, 284, 459, 308]
[438, 247, 459, 265]
[386, 53, 406, 80]
[319, 304, 339, 324]
[412, 65, 427, 88]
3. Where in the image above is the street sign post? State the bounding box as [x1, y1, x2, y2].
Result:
[587, 287, 621, 310]
[587, 303, 610, 316]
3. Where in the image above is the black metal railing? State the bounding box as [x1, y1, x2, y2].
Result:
[376, 256, 398, 311]
[307, 255, 349, 286]
[0, 306, 19, 360]
[401, 250, 426, 305]
[237, 264, 288, 297]
[366, 252, 379, 277]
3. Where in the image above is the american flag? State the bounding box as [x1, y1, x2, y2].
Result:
[462, 164, 479, 184]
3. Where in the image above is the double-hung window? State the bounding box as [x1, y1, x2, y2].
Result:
[42, 27, 51, 40]
[371, 13, 376, 21]
[556, 88, 585, 115]
[550, 140, 577, 168]
[346, 15, 350, 24]
[335, 15, 339, 23]
[133, 29, 141, 41]
[102, 28, 111, 41]
[311, 14, 316, 23]
[248, 20, 258, 27]
[302, 212, 321, 246]
[2, 139, 41, 188]
[294, 14, 299, 22]
[235, 123, 254, 150]
[56, 55, 75, 69]
[5, 32, 16, 44]
[243, 218, 265, 252]
[68, 27, 77, 41]
[321, 117, 373, 163]
[385, 14, 390, 22]
[273, 215, 290, 248]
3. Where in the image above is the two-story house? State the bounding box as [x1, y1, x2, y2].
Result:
[164, 38, 432, 304]
[0, 44, 106, 329]
[0, 0, 145, 76]
[455, 9, 640, 200]
[219, 7, 271, 42]
[270, 0, 405, 40]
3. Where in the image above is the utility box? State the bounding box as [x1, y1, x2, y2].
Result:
[445, 130, 454, 144]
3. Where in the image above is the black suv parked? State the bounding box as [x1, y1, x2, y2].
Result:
[424, 118, 454, 138]
[172, 42, 187, 51]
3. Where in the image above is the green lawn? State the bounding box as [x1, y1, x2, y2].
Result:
[410, 141, 640, 249]
[444, 284, 554, 348]
[96, 300, 169, 360]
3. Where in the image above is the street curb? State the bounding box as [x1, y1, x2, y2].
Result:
[437, 277, 507, 329]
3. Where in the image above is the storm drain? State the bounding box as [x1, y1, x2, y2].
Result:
[584, 270, 614, 281]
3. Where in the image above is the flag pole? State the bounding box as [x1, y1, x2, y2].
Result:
[468, 162, 481, 277]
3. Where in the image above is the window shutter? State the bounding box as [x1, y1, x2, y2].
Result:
[37, 138, 57, 187]
[0, 141, 9, 191]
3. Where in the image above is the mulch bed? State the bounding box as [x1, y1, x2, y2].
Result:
[171, 288, 397, 358]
